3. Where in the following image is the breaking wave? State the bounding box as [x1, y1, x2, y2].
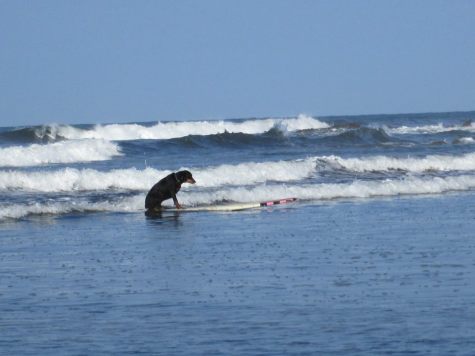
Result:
[0, 159, 316, 192]
[0, 140, 122, 167]
[30, 115, 329, 141]
[0, 195, 143, 220]
[180, 175, 475, 205]
[3, 152, 475, 193]
[0, 124, 68, 143]
[318, 152, 475, 173]
[386, 122, 475, 135]
[454, 137, 475, 145]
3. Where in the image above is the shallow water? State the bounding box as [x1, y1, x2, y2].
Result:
[2, 193, 474, 355]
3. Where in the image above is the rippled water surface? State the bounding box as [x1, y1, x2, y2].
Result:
[2, 193, 474, 355]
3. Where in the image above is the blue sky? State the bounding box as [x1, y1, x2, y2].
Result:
[1, 0, 474, 126]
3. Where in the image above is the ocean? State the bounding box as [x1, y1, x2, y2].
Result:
[1, 112, 475, 354]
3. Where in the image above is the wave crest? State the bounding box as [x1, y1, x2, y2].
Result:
[0, 139, 122, 167]
[0, 159, 316, 192]
[181, 175, 475, 206]
[4, 152, 475, 191]
[387, 122, 475, 135]
[319, 152, 475, 173]
[48, 115, 329, 141]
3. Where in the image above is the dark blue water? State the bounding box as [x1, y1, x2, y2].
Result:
[1, 111, 475, 354]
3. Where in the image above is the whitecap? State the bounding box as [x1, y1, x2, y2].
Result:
[0, 139, 122, 167]
[51, 115, 329, 141]
[0, 158, 316, 192]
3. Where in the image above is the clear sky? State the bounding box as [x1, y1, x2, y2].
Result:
[1, 0, 474, 126]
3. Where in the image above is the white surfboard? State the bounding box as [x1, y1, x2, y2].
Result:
[165, 198, 297, 212]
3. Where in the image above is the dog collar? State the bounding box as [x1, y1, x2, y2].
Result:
[173, 173, 181, 183]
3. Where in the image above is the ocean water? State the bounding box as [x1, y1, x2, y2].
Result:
[1, 112, 475, 354]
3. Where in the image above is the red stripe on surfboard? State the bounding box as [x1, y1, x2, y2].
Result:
[259, 197, 297, 207]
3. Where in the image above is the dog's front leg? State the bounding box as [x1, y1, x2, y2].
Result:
[172, 193, 182, 209]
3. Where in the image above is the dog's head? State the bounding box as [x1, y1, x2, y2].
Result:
[176, 170, 196, 184]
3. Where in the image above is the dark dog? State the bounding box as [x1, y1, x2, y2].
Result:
[145, 170, 196, 212]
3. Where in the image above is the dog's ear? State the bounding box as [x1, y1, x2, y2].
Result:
[178, 170, 189, 179]
[175, 170, 190, 183]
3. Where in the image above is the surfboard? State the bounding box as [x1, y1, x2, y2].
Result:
[165, 197, 297, 212]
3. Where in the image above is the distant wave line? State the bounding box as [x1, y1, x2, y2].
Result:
[29, 115, 329, 141]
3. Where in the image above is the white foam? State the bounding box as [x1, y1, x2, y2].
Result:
[4, 152, 475, 192]
[0, 158, 316, 192]
[455, 137, 474, 144]
[278, 114, 330, 131]
[194, 158, 316, 187]
[387, 123, 475, 135]
[180, 175, 475, 206]
[319, 152, 475, 173]
[0, 140, 122, 167]
[0, 195, 143, 220]
[49, 115, 329, 141]
[0, 167, 164, 192]
[3, 175, 475, 220]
